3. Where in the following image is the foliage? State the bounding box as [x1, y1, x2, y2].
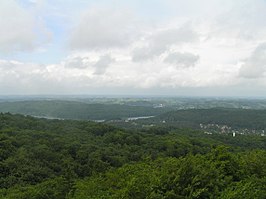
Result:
[0, 100, 171, 120]
[0, 113, 265, 198]
[152, 108, 266, 129]
[72, 148, 266, 199]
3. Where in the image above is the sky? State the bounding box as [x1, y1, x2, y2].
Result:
[0, 0, 266, 96]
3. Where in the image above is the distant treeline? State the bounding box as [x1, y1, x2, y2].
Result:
[0, 100, 171, 120]
[3, 100, 266, 131]
[141, 108, 266, 130]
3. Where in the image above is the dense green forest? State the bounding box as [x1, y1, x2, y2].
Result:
[0, 100, 171, 120]
[0, 113, 265, 198]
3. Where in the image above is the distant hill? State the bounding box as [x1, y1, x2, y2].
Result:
[0, 100, 171, 120]
[149, 108, 266, 130]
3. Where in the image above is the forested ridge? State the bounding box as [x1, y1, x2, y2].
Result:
[141, 108, 266, 129]
[0, 101, 170, 120]
[0, 113, 265, 198]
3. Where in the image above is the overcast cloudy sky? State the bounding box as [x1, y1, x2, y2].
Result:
[0, 0, 266, 96]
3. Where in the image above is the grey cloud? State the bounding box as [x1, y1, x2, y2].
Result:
[132, 24, 198, 62]
[64, 57, 89, 69]
[94, 54, 114, 75]
[239, 43, 266, 78]
[132, 46, 165, 62]
[164, 52, 199, 68]
[69, 6, 137, 50]
[64, 54, 114, 74]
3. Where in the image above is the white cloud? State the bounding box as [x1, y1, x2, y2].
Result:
[69, 6, 138, 50]
[239, 43, 266, 78]
[132, 24, 199, 62]
[0, 0, 50, 53]
[212, 0, 266, 41]
[0, 60, 23, 68]
[0, 52, 242, 95]
[1, 0, 266, 96]
[152, 24, 199, 46]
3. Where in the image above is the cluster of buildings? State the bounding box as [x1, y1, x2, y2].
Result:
[200, 123, 265, 137]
